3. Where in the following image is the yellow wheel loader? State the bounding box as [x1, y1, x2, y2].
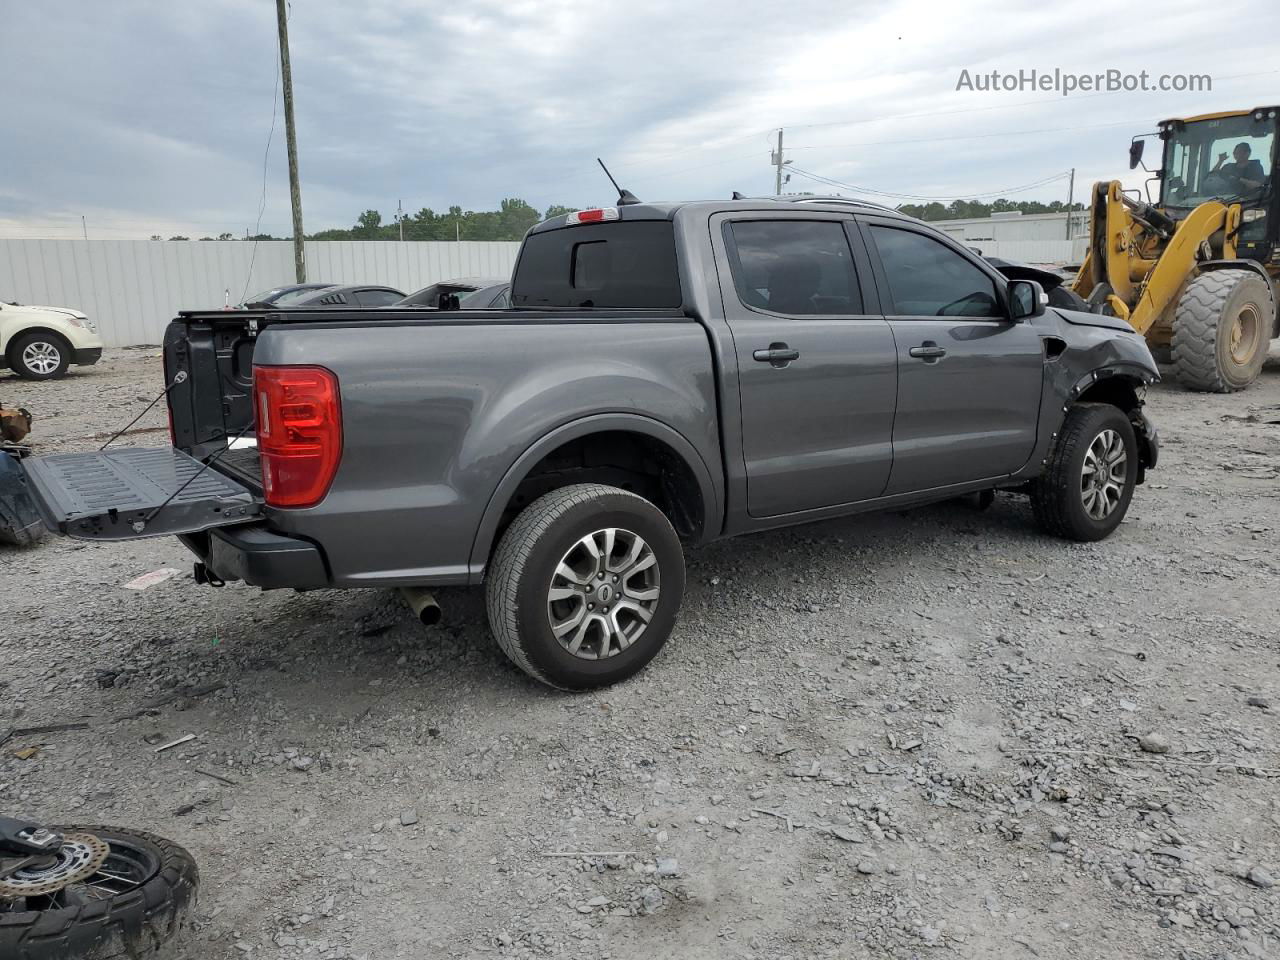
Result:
[1073, 107, 1280, 391]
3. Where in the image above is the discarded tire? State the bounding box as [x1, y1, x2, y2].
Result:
[486, 483, 685, 690]
[1172, 270, 1274, 392]
[0, 826, 198, 959]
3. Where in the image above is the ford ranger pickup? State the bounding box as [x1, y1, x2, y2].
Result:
[18, 197, 1159, 689]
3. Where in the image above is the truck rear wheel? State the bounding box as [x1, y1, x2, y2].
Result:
[1030, 403, 1138, 542]
[485, 483, 685, 690]
[1172, 270, 1274, 392]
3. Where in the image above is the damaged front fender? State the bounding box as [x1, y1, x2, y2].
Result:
[1018, 307, 1161, 484]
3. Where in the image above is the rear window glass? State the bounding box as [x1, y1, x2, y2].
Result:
[511, 221, 681, 308]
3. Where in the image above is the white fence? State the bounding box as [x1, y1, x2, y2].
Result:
[0, 239, 522, 347]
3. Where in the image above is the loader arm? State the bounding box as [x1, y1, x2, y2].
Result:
[1071, 180, 1241, 335]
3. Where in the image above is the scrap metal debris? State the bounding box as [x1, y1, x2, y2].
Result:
[0, 405, 32, 443]
[0, 721, 90, 749]
[154, 733, 197, 753]
[122, 567, 181, 591]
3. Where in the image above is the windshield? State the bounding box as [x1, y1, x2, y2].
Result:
[1163, 113, 1275, 208]
[243, 285, 331, 305]
[272, 286, 331, 304]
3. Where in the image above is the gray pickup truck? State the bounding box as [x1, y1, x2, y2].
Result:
[20, 196, 1159, 689]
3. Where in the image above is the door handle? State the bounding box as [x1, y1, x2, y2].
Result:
[908, 342, 947, 362]
[753, 342, 800, 367]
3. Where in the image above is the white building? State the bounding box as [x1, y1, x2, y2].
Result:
[930, 211, 1090, 265]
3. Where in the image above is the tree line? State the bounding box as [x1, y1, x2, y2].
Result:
[894, 198, 1084, 222]
[155, 198, 578, 242]
[153, 196, 1085, 241]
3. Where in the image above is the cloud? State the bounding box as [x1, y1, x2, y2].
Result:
[2, 0, 1278, 238]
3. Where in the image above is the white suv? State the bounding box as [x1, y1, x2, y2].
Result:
[1, 301, 104, 380]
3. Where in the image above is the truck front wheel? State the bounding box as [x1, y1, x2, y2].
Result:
[485, 483, 685, 690]
[1030, 403, 1138, 542]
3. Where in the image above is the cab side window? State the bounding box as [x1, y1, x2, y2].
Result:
[727, 220, 863, 316]
[869, 226, 1003, 318]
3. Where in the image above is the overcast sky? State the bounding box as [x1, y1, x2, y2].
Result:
[3, 0, 1278, 239]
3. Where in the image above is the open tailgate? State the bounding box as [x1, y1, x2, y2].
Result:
[22, 447, 260, 541]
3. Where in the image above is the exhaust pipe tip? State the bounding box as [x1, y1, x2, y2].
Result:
[399, 586, 441, 627]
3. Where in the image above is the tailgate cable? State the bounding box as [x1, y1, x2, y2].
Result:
[133, 422, 255, 534]
[99, 371, 188, 451]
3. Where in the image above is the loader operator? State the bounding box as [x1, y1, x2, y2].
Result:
[1209, 142, 1268, 195]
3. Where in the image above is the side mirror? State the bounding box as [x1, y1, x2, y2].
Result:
[1008, 279, 1046, 320]
[1129, 139, 1145, 170]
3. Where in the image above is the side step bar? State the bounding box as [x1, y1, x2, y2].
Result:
[22, 447, 260, 541]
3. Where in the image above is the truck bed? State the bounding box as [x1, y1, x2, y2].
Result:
[161, 304, 719, 587]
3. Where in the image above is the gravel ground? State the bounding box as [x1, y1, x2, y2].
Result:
[2, 348, 1278, 960]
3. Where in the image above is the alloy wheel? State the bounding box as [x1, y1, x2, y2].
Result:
[546, 527, 661, 660]
[1080, 428, 1128, 521]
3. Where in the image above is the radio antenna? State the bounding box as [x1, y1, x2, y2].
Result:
[596, 158, 642, 206]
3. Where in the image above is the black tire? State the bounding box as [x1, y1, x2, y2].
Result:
[1172, 270, 1274, 392]
[485, 483, 685, 690]
[1030, 403, 1138, 542]
[8, 332, 71, 381]
[0, 826, 198, 959]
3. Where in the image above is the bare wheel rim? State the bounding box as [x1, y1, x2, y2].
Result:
[21, 340, 61, 375]
[1080, 428, 1127, 521]
[1227, 303, 1262, 366]
[546, 527, 660, 660]
[4, 832, 158, 910]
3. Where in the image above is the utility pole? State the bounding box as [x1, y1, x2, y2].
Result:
[397, 199, 404, 241]
[81, 216, 87, 241]
[771, 129, 785, 196]
[1065, 167, 1075, 239]
[276, 0, 305, 282]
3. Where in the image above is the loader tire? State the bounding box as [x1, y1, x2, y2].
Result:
[485, 483, 685, 690]
[1172, 270, 1274, 392]
[0, 826, 198, 959]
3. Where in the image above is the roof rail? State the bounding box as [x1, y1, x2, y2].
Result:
[783, 194, 898, 213]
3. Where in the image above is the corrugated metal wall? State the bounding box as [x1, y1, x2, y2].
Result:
[932, 211, 1090, 264]
[942, 238, 1091, 264]
[0, 239, 521, 347]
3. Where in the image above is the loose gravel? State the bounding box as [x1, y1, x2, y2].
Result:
[2, 348, 1278, 959]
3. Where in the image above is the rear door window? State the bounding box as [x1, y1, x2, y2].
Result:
[725, 220, 863, 315]
[512, 220, 681, 308]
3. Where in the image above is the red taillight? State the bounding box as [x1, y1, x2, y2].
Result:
[565, 207, 619, 224]
[252, 364, 342, 508]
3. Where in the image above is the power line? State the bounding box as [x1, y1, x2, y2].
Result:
[781, 67, 1280, 133]
[611, 68, 1280, 184]
[788, 117, 1149, 155]
[788, 165, 1072, 202]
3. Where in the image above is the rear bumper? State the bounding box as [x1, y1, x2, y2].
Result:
[180, 524, 329, 590]
[73, 347, 103, 366]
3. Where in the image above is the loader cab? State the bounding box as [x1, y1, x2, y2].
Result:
[1155, 107, 1280, 263]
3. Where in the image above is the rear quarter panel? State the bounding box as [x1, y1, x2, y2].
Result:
[251, 318, 721, 586]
